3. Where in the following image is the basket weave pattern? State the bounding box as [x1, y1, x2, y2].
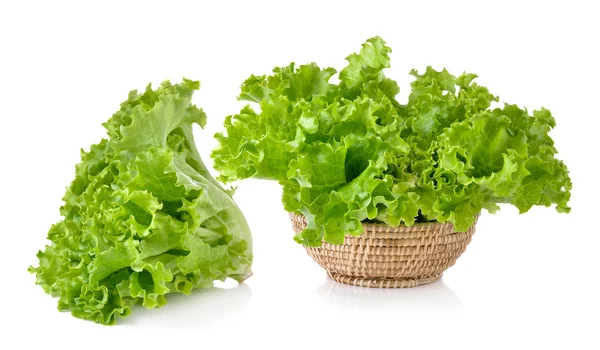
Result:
[290, 213, 478, 288]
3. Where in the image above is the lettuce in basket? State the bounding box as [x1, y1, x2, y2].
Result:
[212, 37, 571, 246]
[29, 79, 252, 325]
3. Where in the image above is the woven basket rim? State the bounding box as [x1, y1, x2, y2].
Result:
[289, 212, 479, 233]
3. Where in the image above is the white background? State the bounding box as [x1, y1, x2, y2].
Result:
[1, 1, 599, 349]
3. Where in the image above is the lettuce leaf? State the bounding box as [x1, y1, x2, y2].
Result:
[30, 79, 252, 325]
[212, 37, 571, 246]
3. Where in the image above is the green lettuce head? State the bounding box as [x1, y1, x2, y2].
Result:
[212, 37, 571, 246]
[30, 79, 253, 325]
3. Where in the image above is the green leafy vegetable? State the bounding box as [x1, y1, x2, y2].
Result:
[29, 79, 253, 325]
[212, 37, 571, 246]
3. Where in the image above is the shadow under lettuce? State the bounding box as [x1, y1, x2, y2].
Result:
[119, 280, 252, 328]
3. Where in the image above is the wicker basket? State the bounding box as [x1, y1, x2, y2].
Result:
[290, 213, 478, 288]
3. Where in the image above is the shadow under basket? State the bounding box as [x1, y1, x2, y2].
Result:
[290, 213, 478, 288]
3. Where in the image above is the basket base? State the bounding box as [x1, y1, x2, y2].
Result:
[328, 272, 442, 288]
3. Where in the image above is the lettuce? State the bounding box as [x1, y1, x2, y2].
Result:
[212, 37, 571, 246]
[29, 79, 253, 325]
